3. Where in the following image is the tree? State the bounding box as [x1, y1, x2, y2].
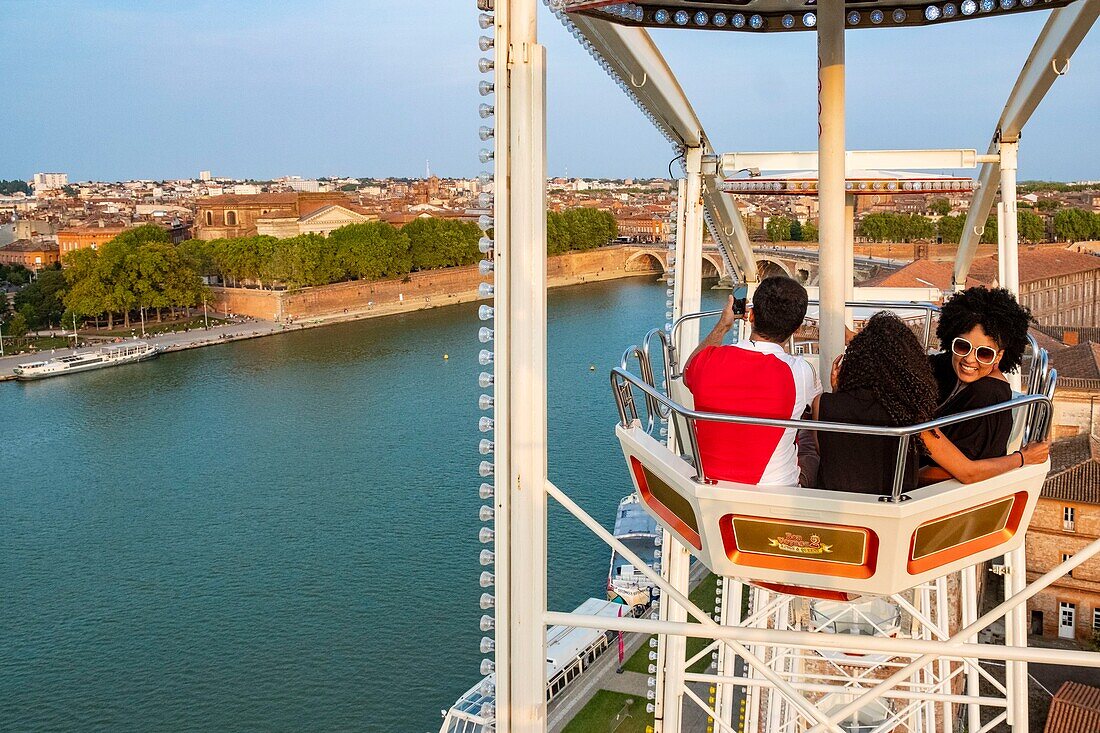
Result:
[766, 216, 792, 242]
[1017, 210, 1045, 243]
[937, 214, 965, 244]
[801, 222, 818, 242]
[329, 223, 412, 281]
[929, 199, 951, 217]
[13, 268, 67, 328]
[0, 179, 32, 196]
[789, 219, 803, 242]
[6, 312, 28, 340]
[1053, 208, 1100, 242]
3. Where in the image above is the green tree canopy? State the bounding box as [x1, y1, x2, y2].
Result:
[929, 199, 951, 216]
[1017, 210, 1045, 243]
[13, 268, 68, 329]
[1053, 208, 1100, 242]
[765, 216, 792, 242]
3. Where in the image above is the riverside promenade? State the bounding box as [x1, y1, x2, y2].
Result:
[0, 246, 660, 383]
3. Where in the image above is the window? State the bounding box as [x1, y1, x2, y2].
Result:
[1064, 506, 1076, 532]
[1063, 553, 1073, 577]
[204, 210, 213, 226]
[224, 210, 238, 227]
[1094, 609, 1100, 631]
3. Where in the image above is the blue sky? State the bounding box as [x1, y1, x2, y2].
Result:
[1, 1, 1097, 181]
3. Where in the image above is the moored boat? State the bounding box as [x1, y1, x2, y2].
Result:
[606, 494, 660, 610]
[12, 341, 159, 381]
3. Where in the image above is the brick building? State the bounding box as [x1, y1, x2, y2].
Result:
[0, 239, 60, 271]
[616, 215, 666, 243]
[1026, 436, 1100, 643]
[969, 248, 1100, 327]
[194, 192, 355, 240]
[57, 220, 131, 256]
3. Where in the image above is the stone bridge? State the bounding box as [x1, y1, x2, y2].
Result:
[622, 243, 900, 286]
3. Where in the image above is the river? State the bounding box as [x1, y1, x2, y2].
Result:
[0, 277, 726, 733]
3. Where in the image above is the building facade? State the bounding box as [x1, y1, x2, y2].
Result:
[194, 192, 356, 240]
[0, 240, 60, 271]
[57, 221, 131, 256]
[970, 248, 1100, 327]
[1026, 436, 1100, 644]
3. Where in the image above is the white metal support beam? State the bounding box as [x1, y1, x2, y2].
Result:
[818, 0, 847, 383]
[721, 148, 983, 174]
[566, 12, 758, 282]
[955, 0, 1100, 287]
[501, 2, 548, 731]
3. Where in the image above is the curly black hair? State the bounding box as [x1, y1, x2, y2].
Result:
[838, 312, 940, 442]
[936, 286, 1032, 374]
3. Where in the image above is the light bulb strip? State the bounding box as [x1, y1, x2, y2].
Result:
[474, 5, 497, 720]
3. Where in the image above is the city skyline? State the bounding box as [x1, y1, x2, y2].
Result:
[2, 1, 1099, 181]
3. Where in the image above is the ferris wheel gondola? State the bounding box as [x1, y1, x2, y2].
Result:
[612, 315, 1059, 599]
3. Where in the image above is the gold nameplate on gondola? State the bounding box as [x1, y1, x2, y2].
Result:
[908, 493, 1026, 574]
[719, 515, 877, 579]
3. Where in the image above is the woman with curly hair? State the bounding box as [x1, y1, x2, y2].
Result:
[920, 286, 1049, 483]
[812, 312, 939, 494]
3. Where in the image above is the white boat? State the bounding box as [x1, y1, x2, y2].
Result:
[606, 494, 660, 609]
[12, 341, 159, 381]
[438, 598, 626, 733]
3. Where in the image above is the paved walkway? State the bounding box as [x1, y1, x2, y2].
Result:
[0, 318, 291, 380]
[549, 562, 715, 733]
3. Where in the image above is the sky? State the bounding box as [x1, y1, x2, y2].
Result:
[1, 0, 1098, 182]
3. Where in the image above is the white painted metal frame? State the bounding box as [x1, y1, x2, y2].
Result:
[564, 10, 759, 283]
[954, 0, 1100, 288]
[488, 2, 1100, 732]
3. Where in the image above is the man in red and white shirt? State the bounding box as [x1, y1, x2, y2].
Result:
[683, 276, 820, 486]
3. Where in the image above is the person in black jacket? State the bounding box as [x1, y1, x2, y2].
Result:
[813, 312, 939, 494]
[920, 286, 1049, 483]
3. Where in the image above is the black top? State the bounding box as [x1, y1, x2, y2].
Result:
[817, 388, 918, 496]
[929, 351, 1013, 461]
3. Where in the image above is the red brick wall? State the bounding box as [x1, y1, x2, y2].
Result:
[209, 246, 646, 321]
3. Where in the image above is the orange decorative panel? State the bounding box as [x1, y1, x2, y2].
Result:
[629, 456, 702, 550]
[907, 492, 1028, 574]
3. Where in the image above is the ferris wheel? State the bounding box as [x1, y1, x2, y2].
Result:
[465, 0, 1100, 732]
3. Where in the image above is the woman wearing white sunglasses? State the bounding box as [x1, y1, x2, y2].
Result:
[920, 286, 1049, 483]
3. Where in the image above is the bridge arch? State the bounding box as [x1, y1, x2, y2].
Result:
[625, 251, 666, 275]
[701, 254, 722, 280]
[755, 258, 793, 280]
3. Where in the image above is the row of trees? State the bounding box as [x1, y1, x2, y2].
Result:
[773, 207, 1098, 245]
[0, 179, 32, 196]
[547, 209, 618, 254]
[63, 225, 208, 329]
[766, 216, 818, 243]
[1051, 208, 1100, 242]
[36, 211, 618, 328]
[183, 211, 617, 289]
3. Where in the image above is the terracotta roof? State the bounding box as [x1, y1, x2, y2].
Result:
[0, 239, 58, 253]
[1049, 434, 1095, 474]
[1048, 342, 1100, 380]
[1035, 324, 1100, 346]
[1042, 437, 1100, 505]
[198, 192, 299, 207]
[858, 259, 977, 291]
[1044, 681, 1100, 733]
[1028, 327, 1067, 353]
[969, 248, 1100, 285]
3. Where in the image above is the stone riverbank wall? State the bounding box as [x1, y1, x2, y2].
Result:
[210, 245, 657, 321]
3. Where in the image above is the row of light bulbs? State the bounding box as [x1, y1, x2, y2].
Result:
[600, 0, 1044, 29]
[475, 0, 497, 728]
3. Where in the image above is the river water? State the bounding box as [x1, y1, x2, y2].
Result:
[0, 277, 725, 733]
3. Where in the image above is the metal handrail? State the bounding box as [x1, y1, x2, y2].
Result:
[611, 366, 1053, 502]
[669, 300, 943, 376]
